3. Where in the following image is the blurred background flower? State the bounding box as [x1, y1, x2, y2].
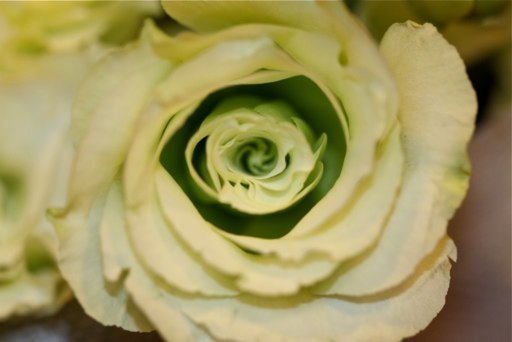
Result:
[0, 0, 163, 77]
[0, 0, 163, 322]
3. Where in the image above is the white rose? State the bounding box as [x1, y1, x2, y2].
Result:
[51, 1, 476, 341]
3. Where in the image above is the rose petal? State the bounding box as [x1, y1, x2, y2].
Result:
[50, 184, 152, 332]
[319, 21, 476, 296]
[215, 124, 404, 262]
[67, 26, 171, 213]
[155, 167, 337, 296]
[125, 189, 238, 296]
[0, 270, 69, 320]
[153, 238, 454, 342]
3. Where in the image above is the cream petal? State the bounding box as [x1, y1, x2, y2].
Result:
[49, 185, 152, 332]
[0, 269, 69, 320]
[381, 22, 475, 214]
[172, 239, 454, 342]
[161, 0, 341, 33]
[320, 22, 476, 296]
[125, 265, 214, 342]
[0, 49, 101, 319]
[155, 167, 338, 296]
[125, 189, 238, 296]
[99, 182, 133, 284]
[67, 26, 171, 213]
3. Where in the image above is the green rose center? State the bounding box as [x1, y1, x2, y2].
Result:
[185, 97, 325, 215]
[161, 76, 346, 238]
[231, 137, 278, 177]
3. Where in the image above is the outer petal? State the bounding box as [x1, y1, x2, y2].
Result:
[161, 0, 397, 102]
[162, 0, 342, 33]
[50, 183, 152, 331]
[320, 22, 476, 296]
[67, 26, 172, 213]
[142, 238, 455, 342]
[156, 167, 337, 296]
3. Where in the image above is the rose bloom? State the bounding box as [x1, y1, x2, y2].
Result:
[51, 1, 476, 341]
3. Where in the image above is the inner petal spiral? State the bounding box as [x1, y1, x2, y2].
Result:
[185, 97, 326, 215]
[229, 137, 279, 177]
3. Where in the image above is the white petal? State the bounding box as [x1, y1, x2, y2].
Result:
[125, 189, 238, 296]
[155, 167, 337, 296]
[67, 25, 171, 213]
[324, 22, 476, 295]
[166, 239, 453, 342]
[50, 185, 152, 332]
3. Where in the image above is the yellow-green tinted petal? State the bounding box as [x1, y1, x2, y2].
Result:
[49, 185, 152, 332]
[126, 190, 238, 296]
[67, 25, 171, 213]
[0, 269, 69, 320]
[170, 239, 453, 342]
[155, 167, 337, 296]
[322, 22, 476, 296]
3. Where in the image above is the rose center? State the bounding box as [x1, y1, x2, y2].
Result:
[160, 76, 346, 238]
[185, 96, 326, 215]
[229, 137, 279, 177]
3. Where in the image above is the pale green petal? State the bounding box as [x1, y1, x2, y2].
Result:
[124, 104, 197, 208]
[156, 239, 454, 342]
[155, 167, 338, 296]
[162, 0, 338, 33]
[49, 185, 152, 332]
[98, 187, 214, 341]
[125, 265, 215, 342]
[155, 34, 300, 106]
[0, 52, 90, 249]
[0, 0, 162, 54]
[320, 22, 476, 296]
[184, 101, 324, 214]
[160, 0, 398, 122]
[214, 125, 403, 262]
[99, 183, 133, 284]
[67, 26, 171, 213]
[0, 269, 69, 320]
[286, 75, 394, 238]
[125, 190, 238, 296]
